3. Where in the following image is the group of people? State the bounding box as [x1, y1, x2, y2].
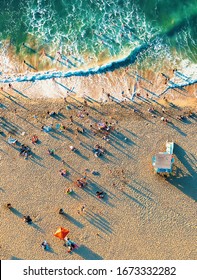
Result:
[5, 100, 112, 257]
[161, 117, 169, 123]
[96, 191, 105, 199]
[176, 115, 186, 121]
[59, 169, 68, 177]
[75, 178, 87, 188]
[64, 237, 78, 253]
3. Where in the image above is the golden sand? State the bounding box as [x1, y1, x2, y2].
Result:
[0, 86, 196, 260]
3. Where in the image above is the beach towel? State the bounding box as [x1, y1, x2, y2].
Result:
[43, 125, 52, 132]
[56, 124, 61, 130]
[97, 122, 106, 129]
[8, 137, 17, 144]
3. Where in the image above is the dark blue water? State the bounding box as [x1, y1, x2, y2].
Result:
[0, 0, 196, 73]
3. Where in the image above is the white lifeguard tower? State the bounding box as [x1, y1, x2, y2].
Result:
[152, 141, 175, 173]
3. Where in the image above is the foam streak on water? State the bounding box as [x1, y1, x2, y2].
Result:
[0, 42, 150, 82]
[0, 0, 196, 83]
[0, 42, 196, 93]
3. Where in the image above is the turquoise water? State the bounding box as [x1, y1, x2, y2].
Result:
[0, 0, 196, 70]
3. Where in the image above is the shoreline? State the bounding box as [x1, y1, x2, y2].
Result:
[0, 44, 196, 106]
[0, 69, 196, 108]
[1, 38, 196, 105]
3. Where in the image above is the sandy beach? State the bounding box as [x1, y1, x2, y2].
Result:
[0, 78, 196, 260]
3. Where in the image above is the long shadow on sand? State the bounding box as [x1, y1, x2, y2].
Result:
[10, 256, 24, 260]
[111, 129, 138, 147]
[127, 184, 154, 202]
[123, 192, 145, 208]
[84, 180, 114, 206]
[54, 81, 76, 93]
[30, 152, 46, 168]
[84, 211, 112, 234]
[9, 207, 23, 218]
[9, 208, 45, 232]
[167, 122, 187, 137]
[30, 222, 45, 233]
[167, 144, 197, 201]
[0, 117, 24, 135]
[51, 153, 62, 161]
[0, 92, 29, 110]
[12, 88, 29, 99]
[5, 208, 44, 231]
[59, 213, 84, 228]
[45, 246, 57, 255]
[75, 245, 103, 260]
[68, 191, 81, 200]
[0, 187, 6, 193]
[75, 149, 89, 161]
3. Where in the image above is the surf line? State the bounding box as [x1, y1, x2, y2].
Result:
[1, 40, 196, 90]
[0, 43, 150, 84]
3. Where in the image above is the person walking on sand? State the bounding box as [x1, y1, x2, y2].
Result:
[81, 205, 86, 213]
[23, 215, 32, 224]
[77, 204, 86, 214]
[65, 187, 73, 194]
[6, 203, 12, 209]
[59, 208, 64, 214]
[107, 93, 111, 100]
[69, 145, 76, 151]
[96, 191, 105, 199]
[41, 241, 49, 250]
[47, 149, 55, 155]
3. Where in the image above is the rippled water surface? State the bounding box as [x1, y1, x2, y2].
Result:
[0, 0, 196, 73]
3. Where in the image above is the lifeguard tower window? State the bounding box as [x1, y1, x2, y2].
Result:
[155, 154, 172, 169]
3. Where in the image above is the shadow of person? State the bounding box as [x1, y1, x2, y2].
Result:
[74, 245, 103, 260]
[9, 207, 23, 218]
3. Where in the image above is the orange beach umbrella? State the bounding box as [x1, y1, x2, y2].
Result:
[54, 227, 69, 240]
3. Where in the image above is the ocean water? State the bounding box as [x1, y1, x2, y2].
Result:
[0, 0, 196, 77]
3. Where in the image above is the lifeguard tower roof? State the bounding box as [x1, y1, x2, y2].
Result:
[155, 153, 172, 169]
